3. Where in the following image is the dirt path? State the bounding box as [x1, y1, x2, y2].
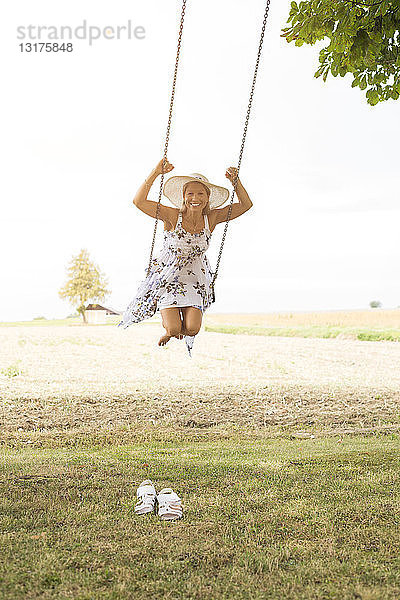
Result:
[0, 324, 399, 433]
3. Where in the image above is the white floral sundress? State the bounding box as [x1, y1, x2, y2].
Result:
[117, 212, 215, 356]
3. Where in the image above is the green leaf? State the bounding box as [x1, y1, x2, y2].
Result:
[366, 89, 380, 105]
[367, 96, 380, 106]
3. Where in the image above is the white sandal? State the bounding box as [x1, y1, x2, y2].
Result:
[184, 335, 195, 357]
[156, 488, 183, 521]
[135, 480, 157, 515]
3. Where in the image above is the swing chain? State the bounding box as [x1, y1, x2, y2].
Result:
[145, 0, 271, 302]
[146, 0, 188, 278]
[210, 0, 271, 301]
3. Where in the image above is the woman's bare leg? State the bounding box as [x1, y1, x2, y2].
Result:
[159, 308, 184, 346]
[181, 307, 202, 336]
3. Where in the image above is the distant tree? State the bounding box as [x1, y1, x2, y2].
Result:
[59, 249, 110, 324]
[282, 0, 400, 105]
[369, 300, 382, 308]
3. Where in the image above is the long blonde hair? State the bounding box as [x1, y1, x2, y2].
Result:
[180, 181, 211, 216]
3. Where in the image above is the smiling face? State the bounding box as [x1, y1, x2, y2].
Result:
[182, 181, 211, 214]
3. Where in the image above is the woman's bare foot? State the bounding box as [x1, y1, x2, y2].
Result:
[158, 333, 172, 346]
[158, 332, 184, 346]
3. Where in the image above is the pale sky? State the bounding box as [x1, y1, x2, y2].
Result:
[1, 0, 399, 321]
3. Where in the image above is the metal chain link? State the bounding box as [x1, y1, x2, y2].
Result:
[210, 0, 271, 301]
[146, 0, 187, 277]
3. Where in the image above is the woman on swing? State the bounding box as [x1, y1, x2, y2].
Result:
[118, 158, 253, 356]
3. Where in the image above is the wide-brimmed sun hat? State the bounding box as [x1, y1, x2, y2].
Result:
[163, 173, 230, 210]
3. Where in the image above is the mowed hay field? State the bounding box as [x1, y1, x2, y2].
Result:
[0, 309, 399, 439]
[204, 308, 400, 341]
[206, 308, 400, 328]
[1, 312, 400, 600]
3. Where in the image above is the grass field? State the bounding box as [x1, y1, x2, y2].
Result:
[2, 308, 399, 342]
[206, 308, 400, 329]
[0, 313, 399, 599]
[1, 433, 399, 600]
[203, 308, 400, 342]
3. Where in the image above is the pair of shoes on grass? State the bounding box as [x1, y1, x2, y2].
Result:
[135, 480, 183, 521]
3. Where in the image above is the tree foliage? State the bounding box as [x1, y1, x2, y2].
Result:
[58, 249, 110, 323]
[369, 300, 382, 307]
[282, 0, 400, 105]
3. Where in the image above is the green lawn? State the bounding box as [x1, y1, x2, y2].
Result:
[204, 324, 400, 342]
[1, 431, 399, 599]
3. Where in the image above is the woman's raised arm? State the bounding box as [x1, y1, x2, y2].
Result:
[210, 167, 253, 226]
[133, 159, 176, 222]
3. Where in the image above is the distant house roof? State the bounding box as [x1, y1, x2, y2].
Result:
[85, 304, 121, 315]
